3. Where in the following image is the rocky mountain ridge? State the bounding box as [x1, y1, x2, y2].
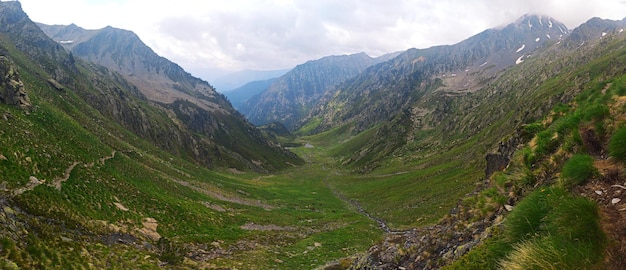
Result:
[38, 23, 226, 111]
[240, 51, 400, 129]
[305, 14, 571, 134]
[3, 1, 301, 172]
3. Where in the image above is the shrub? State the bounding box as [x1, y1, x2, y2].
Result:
[555, 113, 581, 135]
[521, 147, 536, 168]
[522, 122, 543, 137]
[534, 130, 558, 158]
[616, 82, 626, 96]
[445, 237, 511, 270]
[582, 104, 610, 122]
[157, 237, 187, 265]
[501, 195, 605, 270]
[608, 126, 626, 162]
[504, 188, 552, 242]
[560, 154, 597, 188]
[547, 196, 604, 244]
[499, 237, 561, 270]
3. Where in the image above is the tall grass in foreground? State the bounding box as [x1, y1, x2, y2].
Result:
[445, 187, 605, 270]
[500, 190, 605, 269]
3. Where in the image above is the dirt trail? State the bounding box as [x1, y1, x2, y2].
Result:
[172, 178, 274, 210]
[49, 162, 80, 190]
[12, 150, 117, 196]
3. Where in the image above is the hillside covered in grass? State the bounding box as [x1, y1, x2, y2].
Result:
[2, 1, 626, 269]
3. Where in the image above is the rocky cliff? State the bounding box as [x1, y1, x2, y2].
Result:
[0, 55, 30, 109]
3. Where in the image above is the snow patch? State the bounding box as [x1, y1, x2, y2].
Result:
[528, 20, 532, 29]
[548, 20, 553, 28]
[515, 55, 524, 65]
[535, 37, 540, 42]
[539, 18, 543, 26]
[479, 61, 488, 67]
[620, 29, 624, 33]
[465, 69, 469, 72]
[516, 44, 525, 53]
[602, 32, 608, 37]
[59, 40, 74, 44]
[546, 34, 551, 39]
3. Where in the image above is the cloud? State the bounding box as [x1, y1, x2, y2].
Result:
[17, 0, 626, 80]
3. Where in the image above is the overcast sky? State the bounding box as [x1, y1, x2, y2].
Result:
[16, 0, 626, 80]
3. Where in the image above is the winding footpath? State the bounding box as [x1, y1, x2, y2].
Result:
[12, 150, 116, 196]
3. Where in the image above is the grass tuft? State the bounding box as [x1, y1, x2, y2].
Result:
[608, 126, 626, 162]
[559, 154, 597, 188]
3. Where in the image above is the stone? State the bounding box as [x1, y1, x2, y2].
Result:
[612, 198, 621, 204]
[504, 204, 514, 211]
[138, 217, 161, 241]
[113, 202, 129, 211]
[0, 56, 31, 109]
[60, 236, 73, 242]
[29, 176, 39, 183]
[595, 190, 603, 195]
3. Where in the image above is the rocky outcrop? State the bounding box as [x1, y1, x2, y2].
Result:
[485, 134, 524, 178]
[0, 56, 30, 109]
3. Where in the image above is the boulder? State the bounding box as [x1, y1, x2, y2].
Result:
[0, 56, 30, 109]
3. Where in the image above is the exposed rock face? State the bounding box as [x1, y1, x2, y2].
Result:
[485, 134, 523, 178]
[0, 56, 30, 109]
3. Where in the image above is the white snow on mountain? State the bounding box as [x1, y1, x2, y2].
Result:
[516, 44, 526, 53]
[516, 55, 525, 64]
[535, 37, 541, 42]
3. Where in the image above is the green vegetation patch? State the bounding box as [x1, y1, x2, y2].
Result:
[608, 126, 626, 162]
[559, 154, 597, 188]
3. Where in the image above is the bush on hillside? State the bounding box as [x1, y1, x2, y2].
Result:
[500, 195, 605, 270]
[609, 126, 626, 162]
[560, 154, 597, 188]
[504, 188, 557, 242]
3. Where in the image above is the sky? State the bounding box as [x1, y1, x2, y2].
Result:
[16, 0, 626, 81]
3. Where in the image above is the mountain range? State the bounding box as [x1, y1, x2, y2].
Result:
[239, 51, 400, 129]
[36, 20, 302, 172]
[2, 1, 626, 268]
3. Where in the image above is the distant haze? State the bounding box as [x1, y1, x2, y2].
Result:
[17, 0, 626, 81]
[212, 69, 291, 92]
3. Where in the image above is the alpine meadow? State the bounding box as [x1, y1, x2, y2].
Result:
[2, 1, 626, 269]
